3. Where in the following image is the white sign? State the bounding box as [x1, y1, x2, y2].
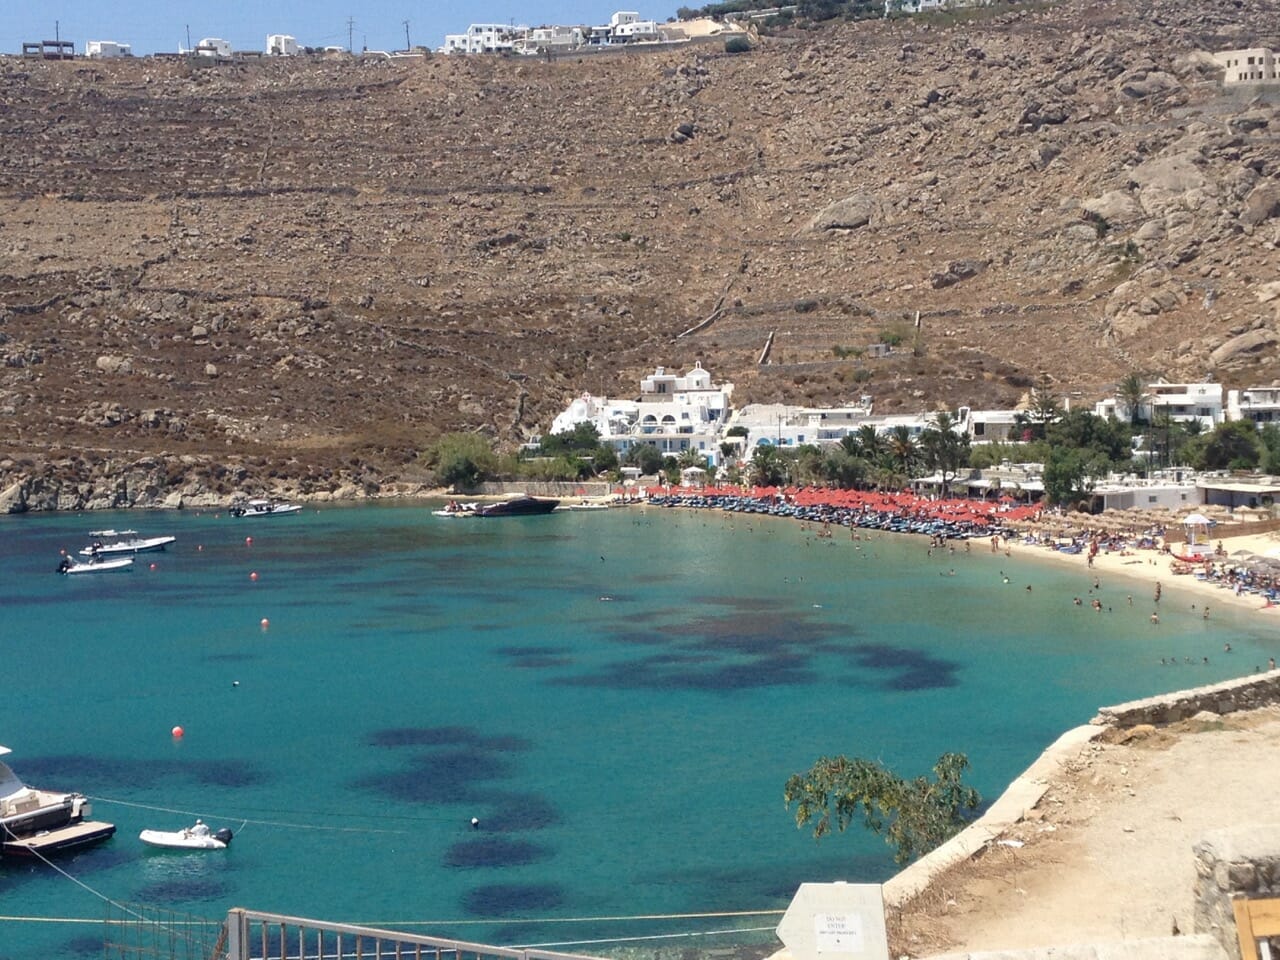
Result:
[814, 913, 864, 953]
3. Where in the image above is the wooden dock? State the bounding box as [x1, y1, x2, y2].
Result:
[2, 820, 116, 856]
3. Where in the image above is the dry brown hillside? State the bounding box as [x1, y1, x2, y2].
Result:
[2, 0, 1279, 504]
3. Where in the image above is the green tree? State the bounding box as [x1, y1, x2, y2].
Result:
[1017, 375, 1062, 441]
[823, 448, 867, 488]
[1196, 420, 1262, 471]
[784, 753, 981, 865]
[539, 422, 603, 455]
[886, 425, 918, 475]
[1043, 446, 1110, 505]
[1116, 372, 1148, 427]
[1045, 409, 1131, 464]
[425, 432, 497, 490]
[626, 443, 666, 476]
[919, 410, 970, 496]
[749, 444, 790, 487]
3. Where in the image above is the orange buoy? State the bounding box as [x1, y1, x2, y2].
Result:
[250, 571, 259, 582]
[171, 726, 184, 738]
[260, 618, 270, 630]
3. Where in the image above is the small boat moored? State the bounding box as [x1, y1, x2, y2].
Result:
[432, 500, 478, 518]
[139, 820, 233, 851]
[79, 530, 176, 558]
[58, 556, 134, 575]
[230, 499, 303, 518]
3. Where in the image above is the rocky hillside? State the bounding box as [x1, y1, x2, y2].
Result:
[2, 0, 1279, 506]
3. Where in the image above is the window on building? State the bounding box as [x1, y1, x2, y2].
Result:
[1148, 495, 1158, 504]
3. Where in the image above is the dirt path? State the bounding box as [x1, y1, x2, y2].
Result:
[892, 707, 1280, 957]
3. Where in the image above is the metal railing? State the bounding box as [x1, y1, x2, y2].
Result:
[224, 910, 608, 960]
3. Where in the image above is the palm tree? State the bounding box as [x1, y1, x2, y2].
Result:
[749, 444, 789, 487]
[920, 410, 971, 497]
[853, 424, 886, 465]
[1117, 372, 1148, 427]
[886, 425, 917, 475]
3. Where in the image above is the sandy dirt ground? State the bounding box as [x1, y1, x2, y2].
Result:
[888, 527, 1280, 959]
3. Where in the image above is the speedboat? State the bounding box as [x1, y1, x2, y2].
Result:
[140, 820, 233, 851]
[0, 746, 116, 857]
[230, 499, 303, 518]
[58, 556, 134, 575]
[79, 530, 176, 557]
[568, 501, 609, 511]
[476, 495, 560, 517]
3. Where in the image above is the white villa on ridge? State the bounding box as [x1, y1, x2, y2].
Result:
[266, 34, 300, 56]
[1214, 47, 1279, 84]
[1094, 379, 1225, 429]
[548, 362, 733, 466]
[441, 23, 528, 54]
[85, 40, 132, 58]
[1228, 387, 1280, 425]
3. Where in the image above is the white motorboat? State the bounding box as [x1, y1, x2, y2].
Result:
[0, 745, 116, 857]
[140, 820, 233, 850]
[58, 556, 134, 575]
[432, 501, 478, 518]
[568, 501, 610, 511]
[79, 530, 176, 557]
[230, 499, 303, 518]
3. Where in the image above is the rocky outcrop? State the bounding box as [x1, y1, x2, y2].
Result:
[1210, 328, 1278, 368]
[809, 193, 880, 232]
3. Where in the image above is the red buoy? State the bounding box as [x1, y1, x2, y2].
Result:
[250, 571, 259, 582]
[171, 726, 185, 739]
[260, 618, 270, 631]
[245, 537, 253, 546]
[149, 563, 157, 571]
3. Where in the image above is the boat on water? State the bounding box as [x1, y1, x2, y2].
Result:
[79, 530, 176, 557]
[0, 746, 116, 857]
[568, 501, 610, 511]
[58, 555, 134, 575]
[230, 499, 303, 518]
[432, 500, 478, 518]
[476, 495, 560, 517]
[140, 820, 233, 851]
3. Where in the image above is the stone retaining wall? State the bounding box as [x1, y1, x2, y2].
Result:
[474, 481, 617, 498]
[1193, 827, 1280, 960]
[1091, 672, 1280, 727]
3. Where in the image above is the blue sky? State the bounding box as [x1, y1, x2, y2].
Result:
[5, 0, 679, 55]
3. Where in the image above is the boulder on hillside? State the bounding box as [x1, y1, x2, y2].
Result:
[1083, 190, 1143, 224]
[1210, 328, 1278, 367]
[95, 354, 133, 375]
[809, 194, 880, 232]
[1118, 70, 1180, 99]
[931, 259, 988, 290]
[1240, 183, 1280, 228]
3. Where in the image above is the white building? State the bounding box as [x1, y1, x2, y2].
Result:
[440, 23, 527, 54]
[195, 37, 232, 58]
[266, 34, 300, 56]
[549, 362, 734, 466]
[85, 40, 131, 58]
[515, 25, 585, 55]
[1227, 387, 1280, 425]
[612, 19, 661, 41]
[1214, 48, 1278, 84]
[1095, 380, 1224, 429]
[885, 0, 948, 13]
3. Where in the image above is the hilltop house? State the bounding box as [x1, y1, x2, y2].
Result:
[1094, 379, 1224, 429]
[441, 23, 527, 54]
[1214, 47, 1278, 84]
[548, 362, 733, 467]
[1227, 387, 1280, 425]
[267, 35, 300, 56]
[194, 37, 233, 58]
[85, 40, 132, 58]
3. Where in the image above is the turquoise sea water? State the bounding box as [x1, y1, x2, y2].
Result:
[2, 503, 1278, 960]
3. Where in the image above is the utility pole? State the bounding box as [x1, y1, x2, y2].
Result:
[55, 20, 60, 44]
[403, 20, 411, 51]
[347, 17, 354, 52]
[185, 24, 191, 53]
